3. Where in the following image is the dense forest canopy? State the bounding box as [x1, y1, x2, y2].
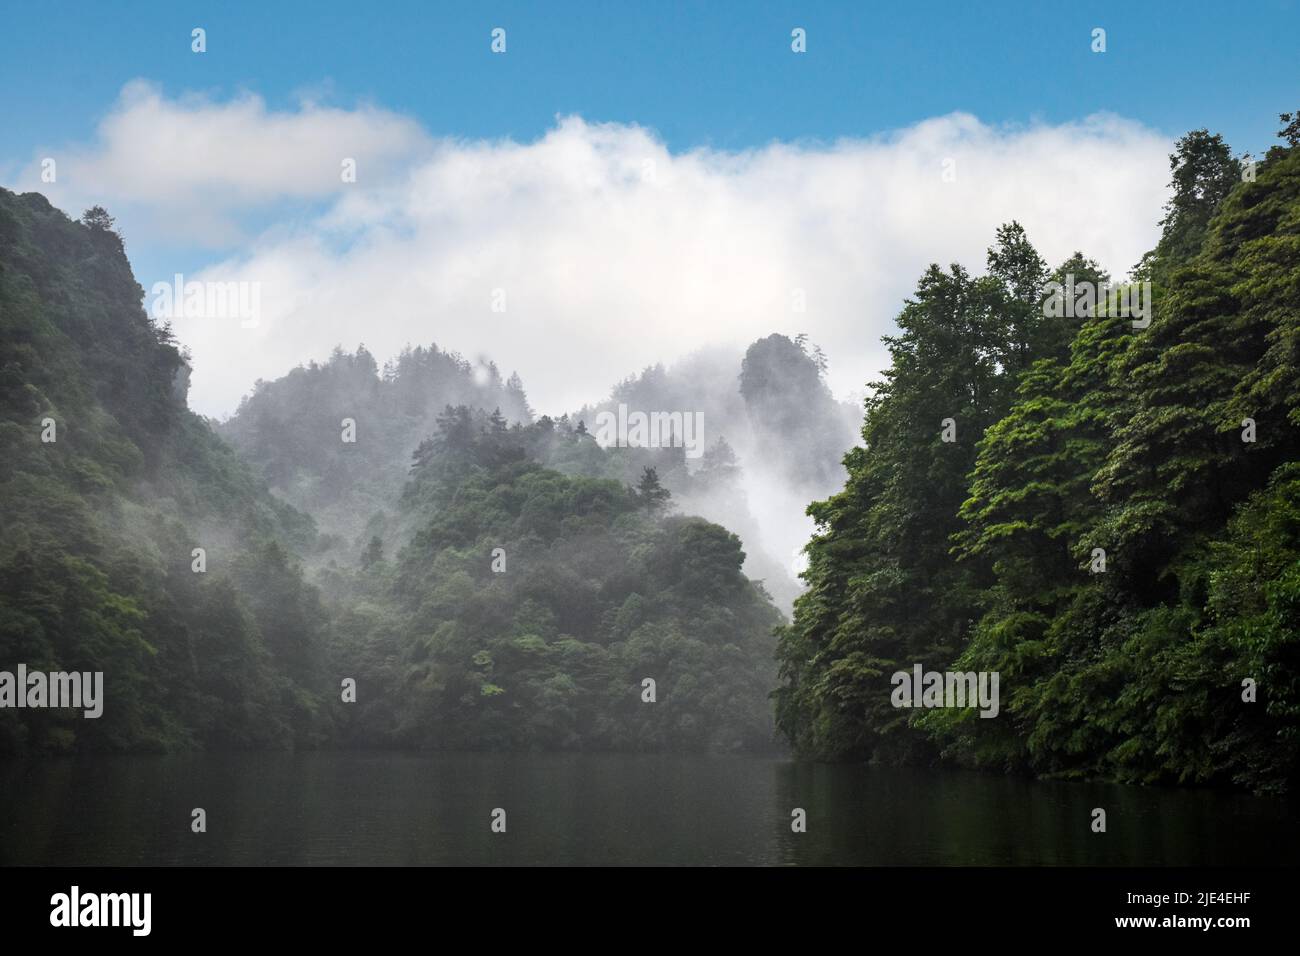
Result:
[324, 405, 782, 750]
[775, 120, 1300, 794]
[0, 192, 330, 751]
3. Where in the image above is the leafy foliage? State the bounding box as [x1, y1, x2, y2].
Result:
[324, 406, 783, 751]
[776, 130, 1300, 793]
[0, 189, 330, 752]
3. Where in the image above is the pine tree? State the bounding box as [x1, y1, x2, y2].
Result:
[636, 466, 671, 510]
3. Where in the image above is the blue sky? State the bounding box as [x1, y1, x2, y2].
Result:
[3, 0, 1297, 161]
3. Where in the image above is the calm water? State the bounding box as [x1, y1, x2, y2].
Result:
[0, 752, 1295, 866]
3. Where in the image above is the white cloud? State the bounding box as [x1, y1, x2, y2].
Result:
[16, 80, 429, 244]
[13, 85, 1175, 418]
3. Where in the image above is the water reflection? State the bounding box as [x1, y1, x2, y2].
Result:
[1, 753, 1293, 866]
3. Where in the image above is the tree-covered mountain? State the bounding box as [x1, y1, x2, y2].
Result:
[322, 406, 782, 751]
[224, 330, 859, 613]
[739, 332, 858, 491]
[0, 190, 333, 752]
[218, 343, 533, 569]
[573, 338, 861, 609]
[222, 355, 787, 751]
[775, 122, 1300, 793]
[0, 190, 785, 754]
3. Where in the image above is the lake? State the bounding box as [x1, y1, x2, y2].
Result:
[1, 752, 1294, 866]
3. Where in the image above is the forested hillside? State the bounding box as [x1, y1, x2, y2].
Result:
[0, 190, 333, 751]
[225, 333, 852, 610]
[323, 406, 782, 750]
[218, 344, 533, 568]
[0, 191, 785, 753]
[776, 123, 1300, 793]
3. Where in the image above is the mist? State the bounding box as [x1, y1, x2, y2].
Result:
[572, 334, 861, 611]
